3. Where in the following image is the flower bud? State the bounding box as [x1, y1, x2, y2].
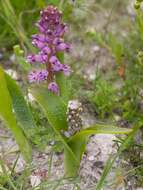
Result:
[64, 100, 83, 137]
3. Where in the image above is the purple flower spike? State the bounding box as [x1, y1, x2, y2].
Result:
[48, 82, 59, 95]
[27, 5, 71, 95]
[28, 70, 48, 83]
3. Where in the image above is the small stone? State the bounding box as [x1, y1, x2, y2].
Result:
[9, 54, 15, 62]
[30, 175, 41, 187]
[27, 92, 35, 102]
[0, 53, 3, 60]
[114, 114, 121, 121]
[89, 74, 96, 80]
[88, 155, 95, 161]
[49, 141, 55, 146]
[92, 45, 100, 53]
[64, 131, 71, 138]
[5, 69, 18, 80]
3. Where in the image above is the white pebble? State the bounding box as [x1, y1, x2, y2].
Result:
[88, 155, 95, 161]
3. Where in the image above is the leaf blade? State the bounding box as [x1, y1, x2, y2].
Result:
[30, 86, 78, 165]
[64, 124, 132, 177]
[0, 67, 31, 162]
[69, 124, 132, 142]
[5, 73, 36, 138]
[30, 86, 68, 131]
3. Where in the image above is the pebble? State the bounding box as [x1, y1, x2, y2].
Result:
[30, 175, 41, 187]
[92, 45, 100, 53]
[5, 69, 18, 80]
[27, 92, 35, 102]
[0, 53, 3, 60]
[88, 155, 95, 161]
[9, 54, 15, 62]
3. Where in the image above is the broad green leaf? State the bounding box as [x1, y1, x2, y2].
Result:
[30, 86, 68, 131]
[5, 73, 36, 138]
[64, 136, 88, 177]
[64, 124, 132, 177]
[30, 86, 79, 165]
[69, 125, 132, 141]
[0, 67, 31, 162]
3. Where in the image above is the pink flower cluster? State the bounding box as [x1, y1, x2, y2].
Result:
[27, 5, 70, 95]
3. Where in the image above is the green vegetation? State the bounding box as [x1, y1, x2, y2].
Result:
[0, 0, 143, 189]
